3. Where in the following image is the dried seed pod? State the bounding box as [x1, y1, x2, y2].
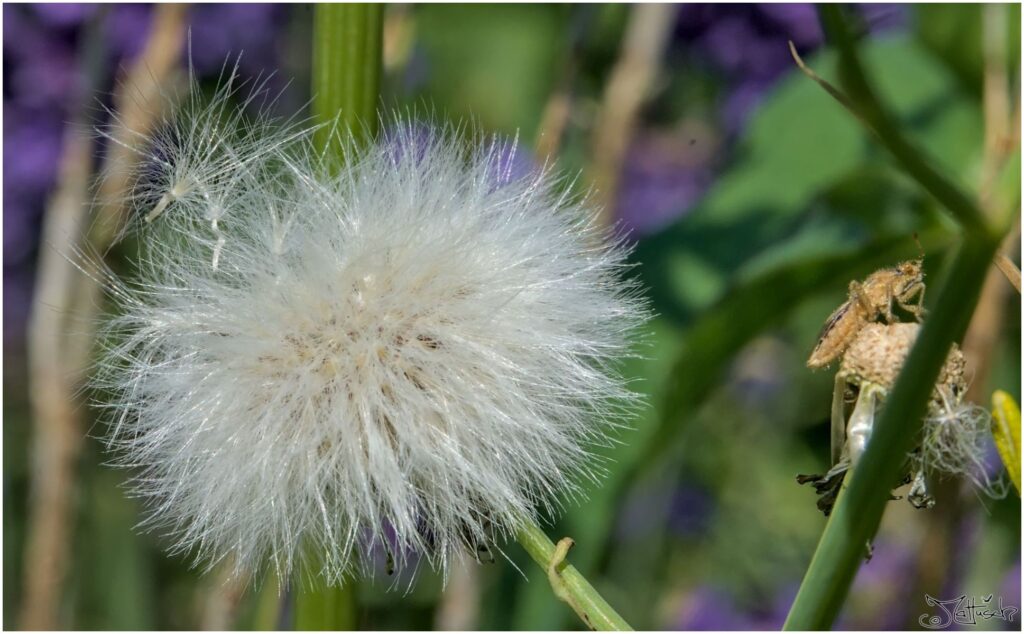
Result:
[838, 322, 966, 410]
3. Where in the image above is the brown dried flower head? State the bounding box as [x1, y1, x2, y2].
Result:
[838, 322, 966, 409]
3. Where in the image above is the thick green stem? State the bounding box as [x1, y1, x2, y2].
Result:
[312, 3, 383, 167]
[784, 233, 1000, 629]
[516, 519, 633, 631]
[294, 7, 383, 628]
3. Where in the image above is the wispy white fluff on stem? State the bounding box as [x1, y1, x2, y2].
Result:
[92, 77, 647, 585]
[916, 399, 1005, 498]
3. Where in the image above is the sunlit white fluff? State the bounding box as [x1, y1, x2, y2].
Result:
[93, 76, 647, 585]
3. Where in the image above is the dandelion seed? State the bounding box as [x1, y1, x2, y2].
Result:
[92, 78, 648, 584]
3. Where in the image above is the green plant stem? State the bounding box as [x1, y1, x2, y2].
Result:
[250, 572, 284, 630]
[783, 232, 1000, 630]
[516, 520, 633, 631]
[293, 7, 383, 628]
[815, 5, 991, 237]
[312, 3, 383, 167]
[294, 581, 356, 631]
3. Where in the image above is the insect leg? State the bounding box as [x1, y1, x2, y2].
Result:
[900, 284, 926, 321]
[880, 284, 897, 323]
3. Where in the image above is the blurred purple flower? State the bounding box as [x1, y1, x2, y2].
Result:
[835, 538, 918, 630]
[1001, 560, 1021, 614]
[615, 482, 714, 541]
[674, 584, 791, 630]
[858, 3, 908, 33]
[675, 4, 905, 135]
[721, 78, 774, 133]
[668, 485, 714, 537]
[105, 4, 153, 62]
[757, 4, 822, 46]
[189, 4, 288, 79]
[3, 110, 64, 267]
[675, 587, 754, 630]
[32, 3, 97, 28]
[616, 126, 717, 235]
[620, 4, 908, 235]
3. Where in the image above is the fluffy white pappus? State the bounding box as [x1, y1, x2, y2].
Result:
[914, 399, 1005, 498]
[93, 86, 648, 585]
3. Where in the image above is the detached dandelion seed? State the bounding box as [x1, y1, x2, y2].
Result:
[91, 76, 648, 585]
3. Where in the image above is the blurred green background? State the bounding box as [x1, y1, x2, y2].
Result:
[3, 3, 1020, 630]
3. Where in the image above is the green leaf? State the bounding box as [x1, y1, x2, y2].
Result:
[861, 37, 983, 181]
[637, 35, 979, 328]
[414, 5, 566, 138]
[992, 390, 1022, 495]
[702, 52, 864, 222]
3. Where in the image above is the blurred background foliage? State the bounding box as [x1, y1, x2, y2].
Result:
[3, 3, 1020, 630]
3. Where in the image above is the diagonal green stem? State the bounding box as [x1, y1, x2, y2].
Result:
[516, 519, 633, 631]
[815, 5, 992, 237]
[783, 233, 1000, 629]
[312, 3, 383, 167]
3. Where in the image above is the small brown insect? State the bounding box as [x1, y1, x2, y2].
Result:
[807, 260, 925, 369]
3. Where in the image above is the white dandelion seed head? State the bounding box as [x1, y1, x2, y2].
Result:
[92, 75, 648, 585]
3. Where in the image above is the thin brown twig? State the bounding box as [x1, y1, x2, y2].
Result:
[20, 113, 96, 634]
[534, 9, 587, 163]
[590, 3, 677, 228]
[981, 4, 1011, 191]
[200, 563, 251, 631]
[963, 0, 1020, 401]
[535, 86, 574, 163]
[18, 5, 188, 629]
[995, 253, 1021, 294]
[89, 4, 189, 250]
[787, 41, 859, 115]
[964, 222, 1020, 403]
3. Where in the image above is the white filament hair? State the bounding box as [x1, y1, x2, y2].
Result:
[916, 398, 1006, 499]
[91, 73, 647, 585]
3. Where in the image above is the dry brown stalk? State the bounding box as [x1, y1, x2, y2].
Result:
[590, 4, 677, 228]
[19, 5, 187, 629]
